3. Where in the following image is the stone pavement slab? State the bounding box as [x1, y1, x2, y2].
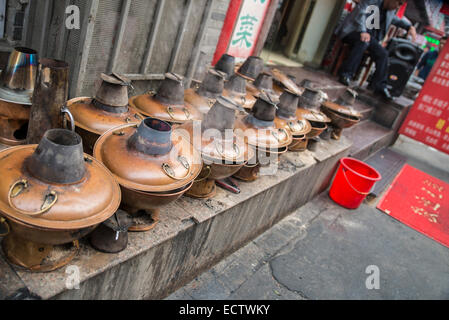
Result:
[168, 155, 449, 300]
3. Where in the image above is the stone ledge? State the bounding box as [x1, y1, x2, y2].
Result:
[0, 136, 351, 300]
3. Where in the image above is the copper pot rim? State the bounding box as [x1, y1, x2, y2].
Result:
[235, 71, 255, 82]
[321, 101, 362, 119]
[0, 135, 26, 146]
[122, 180, 194, 197]
[0, 145, 121, 230]
[296, 107, 331, 123]
[0, 87, 33, 105]
[255, 145, 289, 154]
[93, 123, 203, 193]
[129, 95, 201, 124]
[67, 97, 143, 135]
[270, 68, 302, 96]
[323, 108, 361, 123]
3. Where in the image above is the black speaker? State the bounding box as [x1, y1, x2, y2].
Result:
[386, 38, 423, 97]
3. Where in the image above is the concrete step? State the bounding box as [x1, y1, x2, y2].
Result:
[355, 86, 413, 132]
[0, 136, 353, 300]
[343, 120, 396, 160]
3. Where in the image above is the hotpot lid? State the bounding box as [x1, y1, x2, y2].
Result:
[0, 146, 121, 230]
[93, 122, 202, 193]
[67, 97, 143, 135]
[129, 93, 202, 124]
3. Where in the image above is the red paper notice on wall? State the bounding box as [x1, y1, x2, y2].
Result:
[399, 42, 449, 155]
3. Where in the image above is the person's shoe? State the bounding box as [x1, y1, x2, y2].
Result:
[375, 87, 393, 101]
[338, 74, 351, 86]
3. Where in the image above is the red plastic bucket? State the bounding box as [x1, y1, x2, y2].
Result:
[329, 157, 381, 209]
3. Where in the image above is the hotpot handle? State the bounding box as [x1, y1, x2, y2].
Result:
[8, 180, 58, 216]
[61, 104, 75, 132]
[0, 217, 9, 237]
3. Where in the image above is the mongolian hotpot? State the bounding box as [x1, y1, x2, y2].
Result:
[0, 129, 121, 271]
[93, 117, 202, 231]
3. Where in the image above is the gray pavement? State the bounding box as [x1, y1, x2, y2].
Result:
[166, 150, 449, 300]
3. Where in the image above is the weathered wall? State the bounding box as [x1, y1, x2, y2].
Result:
[23, 0, 231, 98]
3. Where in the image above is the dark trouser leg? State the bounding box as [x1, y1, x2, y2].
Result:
[367, 39, 389, 91]
[338, 32, 370, 78]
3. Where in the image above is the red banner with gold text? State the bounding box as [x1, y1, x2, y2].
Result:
[399, 42, 449, 155]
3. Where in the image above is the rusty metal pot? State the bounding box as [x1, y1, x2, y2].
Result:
[215, 53, 235, 80]
[288, 135, 308, 152]
[26, 58, 70, 144]
[0, 47, 38, 146]
[178, 96, 254, 198]
[237, 56, 264, 81]
[89, 210, 133, 253]
[0, 129, 121, 271]
[296, 86, 331, 142]
[67, 73, 143, 154]
[185, 69, 226, 114]
[93, 118, 202, 231]
[271, 68, 302, 96]
[244, 72, 277, 111]
[298, 87, 323, 110]
[233, 92, 292, 181]
[222, 73, 250, 109]
[129, 73, 202, 124]
[274, 90, 311, 152]
[321, 101, 361, 140]
[0, 47, 38, 105]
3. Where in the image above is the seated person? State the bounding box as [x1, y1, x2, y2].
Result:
[415, 35, 447, 81]
[335, 0, 416, 99]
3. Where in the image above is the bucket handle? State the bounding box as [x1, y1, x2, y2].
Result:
[342, 167, 372, 196]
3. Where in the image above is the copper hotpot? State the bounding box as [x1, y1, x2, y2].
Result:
[67, 73, 143, 154]
[0, 47, 38, 146]
[0, 129, 121, 271]
[233, 92, 292, 182]
[274, 89, 311, 152]
[129, 72, 202, 125]
[271, 68, 302, 97]
[178, 96, 254, 198]
[320, 88, 362, 140]
[296, 87, 331, 140]
[94, 118, 202, 231]
[244, 72, 276, 111]
[184, 69, 226, 114]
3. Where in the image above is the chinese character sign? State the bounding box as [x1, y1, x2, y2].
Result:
[399, 40, 449, 155]
[227, 0, 270, 59]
